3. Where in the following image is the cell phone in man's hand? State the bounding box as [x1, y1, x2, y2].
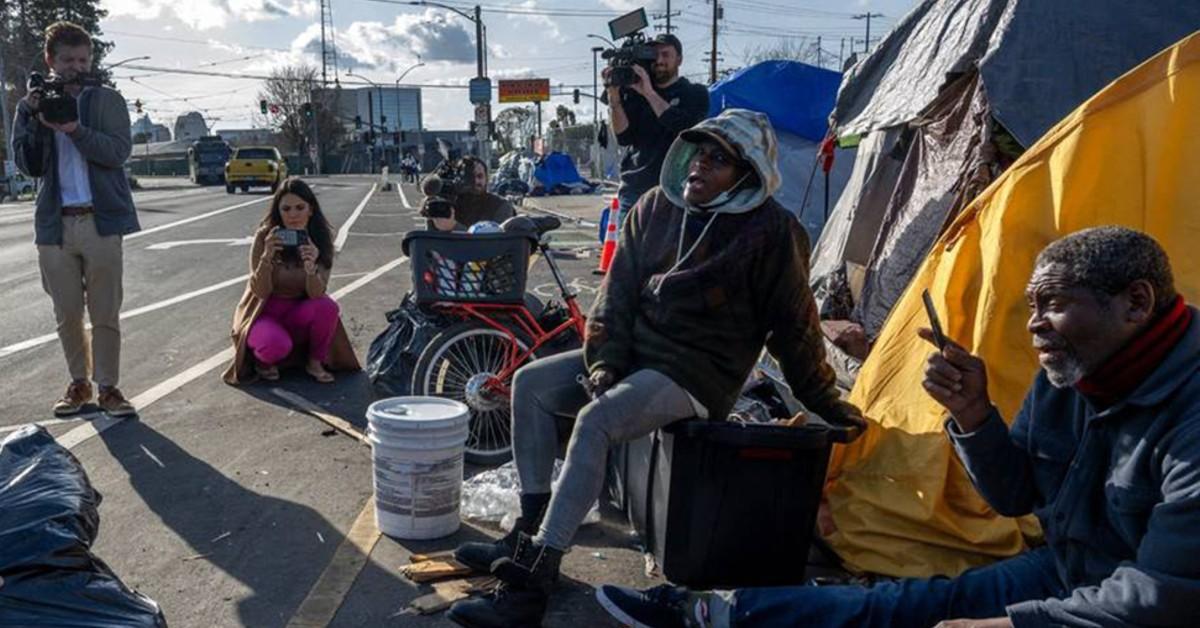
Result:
[277, 229, 308, 248]
[922, 289, 948, 351]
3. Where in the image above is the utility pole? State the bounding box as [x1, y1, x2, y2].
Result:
[666, 0, 673, 33]
[816, 36, 822, 68]
[839, 38, 845, 69]
[852, 12, 883, 54]
[367, 92, 375, 173]
[0, 50, 9, 172]
[709, 0, 720, 84]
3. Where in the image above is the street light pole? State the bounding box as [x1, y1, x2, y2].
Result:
[395, 58, 425, 141]
[591, 47, 603, 129]
[105, 55, 151, 71]
[412, 2, 489, 164]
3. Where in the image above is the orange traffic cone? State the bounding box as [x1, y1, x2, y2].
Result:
[594, 198, 619, 275]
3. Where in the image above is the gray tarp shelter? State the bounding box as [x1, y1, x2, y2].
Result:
[811, 0, 1200, 351]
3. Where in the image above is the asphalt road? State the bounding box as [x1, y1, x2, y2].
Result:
[0, 176, 660, 627]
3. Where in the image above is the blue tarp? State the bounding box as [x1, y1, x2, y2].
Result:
[708, 61, 842, 142]
[533, 152, 585, 189]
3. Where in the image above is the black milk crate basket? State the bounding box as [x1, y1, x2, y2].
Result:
[402, 231, 532, 305]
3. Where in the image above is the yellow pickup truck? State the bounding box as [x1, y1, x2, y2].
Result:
[224, 146, 287, 194]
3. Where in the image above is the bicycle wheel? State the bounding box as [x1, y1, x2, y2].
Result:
[411, 321, 532, 466]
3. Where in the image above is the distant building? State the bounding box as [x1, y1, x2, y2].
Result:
[173, 112, 209, 142]
[321, 86, 423, 133]
[213, 128, 280, 146]
[131, 115, 171, 143]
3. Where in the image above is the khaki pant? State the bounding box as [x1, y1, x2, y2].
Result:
[37, 214, 124, 387]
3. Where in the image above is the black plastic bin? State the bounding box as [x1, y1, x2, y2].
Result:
[615, 419, 854, 589]
[402, 231, 531, 305]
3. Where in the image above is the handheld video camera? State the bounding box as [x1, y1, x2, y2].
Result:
[602, 8, 657, 88]
[27, 71, 101, 125]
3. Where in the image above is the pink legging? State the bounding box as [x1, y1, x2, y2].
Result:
[247, 296, 340, 366]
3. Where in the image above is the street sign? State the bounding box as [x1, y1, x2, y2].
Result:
[469, 77, 492, 104]
[474, 104, 491, 126]
[498, 79, 551, 103]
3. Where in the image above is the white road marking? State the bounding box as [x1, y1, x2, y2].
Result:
[346, 231, 409, 237]
[397, 182, 414, 209]
[331, 257, 407, 299]
[334, 184, 378, 252]
[0, 414, 97, 436]
[127, 196, 269, 241]
[0, 274, 249, 360]
[145, 237, 254, 251]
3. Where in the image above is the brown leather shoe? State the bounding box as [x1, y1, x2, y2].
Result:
[53, 380, 93, 417]
[97, 387, 137, 418]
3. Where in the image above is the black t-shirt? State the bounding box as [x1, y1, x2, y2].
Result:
[616, 77, 710, 198]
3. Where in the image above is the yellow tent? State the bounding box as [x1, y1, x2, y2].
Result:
[823, 31, 1200, 577]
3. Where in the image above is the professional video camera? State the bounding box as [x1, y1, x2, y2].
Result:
[420, 158, 474, 220]
[26, 71, 101, 125]
[601, 8, 657, 88]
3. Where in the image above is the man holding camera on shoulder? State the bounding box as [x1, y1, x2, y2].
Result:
[10, 22, 139, 417]
[607, 33, 709, 229]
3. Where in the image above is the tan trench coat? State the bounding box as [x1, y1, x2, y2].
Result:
[222, 226, 361, 384]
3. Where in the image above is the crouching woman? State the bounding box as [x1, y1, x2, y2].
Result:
[222, 178, 360, 384]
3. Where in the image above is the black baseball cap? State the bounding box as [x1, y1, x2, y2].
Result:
[651, 33, 683, 55]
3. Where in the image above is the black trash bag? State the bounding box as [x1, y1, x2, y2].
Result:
[0, 425, 166, 627]
[365, 293, 450, 397]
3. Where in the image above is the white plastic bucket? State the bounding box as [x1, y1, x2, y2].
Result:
[366, 396, 470, 540]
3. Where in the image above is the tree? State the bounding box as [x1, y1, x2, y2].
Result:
[742, 38, 822, 67]
[554, 105, 576, 128]
[1, 0, 113, 163]
[256, 64, 344, 160]
[493, 106, 536, 154]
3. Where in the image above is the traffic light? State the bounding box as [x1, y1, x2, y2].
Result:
[380, 115, 387, 126]
[302, 102, 313, 119]
[354, 115, 362, 130]
[573, 88, 580, 104]
[259, 99, 268, 115]
[134, 99, 143, 114]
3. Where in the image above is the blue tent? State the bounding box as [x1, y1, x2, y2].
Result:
[707, 60, 854, 240]
[533, 152, 585, 191]
[709, 61, 843, 143]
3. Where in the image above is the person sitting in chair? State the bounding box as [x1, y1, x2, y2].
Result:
[446, 108, 865, 628]
[592, 227, 1200, 628]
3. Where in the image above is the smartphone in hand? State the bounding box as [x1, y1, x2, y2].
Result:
[277, 228, 309, 248]
[922, 289, 948, 351]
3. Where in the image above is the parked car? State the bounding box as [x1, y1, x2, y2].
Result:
[224, 146, 287, 194]
[1, 173, 35, 199]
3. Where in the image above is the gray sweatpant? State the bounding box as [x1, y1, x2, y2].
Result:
[511, 349, 696, 550]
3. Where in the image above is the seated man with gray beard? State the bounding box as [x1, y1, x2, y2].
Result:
[594, 226, 1200, 628]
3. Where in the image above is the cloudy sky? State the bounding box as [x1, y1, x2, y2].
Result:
[99, 0, 917, 134]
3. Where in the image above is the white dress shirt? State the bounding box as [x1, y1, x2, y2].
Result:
[55, 130, 93, 208]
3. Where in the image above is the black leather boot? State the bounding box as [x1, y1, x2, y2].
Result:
[447, 534, 564, 628]
[455, 492, 551, 573]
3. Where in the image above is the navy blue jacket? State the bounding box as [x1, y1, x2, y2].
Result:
[949, 308, 1200, 626]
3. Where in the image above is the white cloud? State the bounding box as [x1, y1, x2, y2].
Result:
[290, 10, 479, 73]
[599, 0, 642, 11]
[505, 1, 566, 43]
[102, 0, 316, 30]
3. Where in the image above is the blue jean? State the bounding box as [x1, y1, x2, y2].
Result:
[615, 185, 644, 234]
[724, 547, 1066, 628]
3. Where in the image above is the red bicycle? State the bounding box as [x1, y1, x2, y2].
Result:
[403, 217, 586, 465]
